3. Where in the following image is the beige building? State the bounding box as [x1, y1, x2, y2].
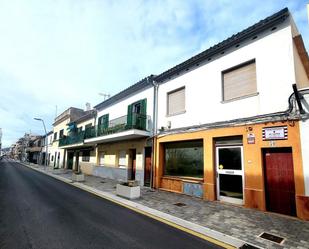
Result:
[59, 110, 96, 172]
[49, 107, 85, 168]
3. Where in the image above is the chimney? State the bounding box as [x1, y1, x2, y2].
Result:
[85, 102, 91, 111]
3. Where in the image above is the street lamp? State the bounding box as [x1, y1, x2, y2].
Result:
[34, 118, 48, 170]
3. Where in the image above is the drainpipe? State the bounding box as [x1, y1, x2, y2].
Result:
[93, 109, 98, 166]
[150, 77, 159, 189]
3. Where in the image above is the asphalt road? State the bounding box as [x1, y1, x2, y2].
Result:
[0, 160, 223, 249]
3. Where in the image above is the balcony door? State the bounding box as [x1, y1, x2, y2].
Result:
[127, 99, 147, 130]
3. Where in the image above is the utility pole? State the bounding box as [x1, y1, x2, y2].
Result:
[34, 118, 48, 170]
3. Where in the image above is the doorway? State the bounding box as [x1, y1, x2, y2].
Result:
[54, 152, 57, 168]
[67, 152, 74, 169]
[129, 149, 136, 180]
[74, 151, 80, 172]
[216, 146, 244, 205]
[144, 147, 152, 186]
[263, 148, 296, 216]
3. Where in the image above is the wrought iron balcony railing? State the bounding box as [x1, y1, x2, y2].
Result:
[59, 113, 150, 147]
[59, 131, 85, 147]
[85, 113, 150, 139]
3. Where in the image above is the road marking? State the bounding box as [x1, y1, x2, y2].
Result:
[20, 162, 238, 249]
[75, 184, 236, 249]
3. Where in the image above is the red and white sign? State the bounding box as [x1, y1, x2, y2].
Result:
[262, 126, 288, 140]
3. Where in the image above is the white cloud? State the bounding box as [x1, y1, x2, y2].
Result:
[0, 0, 308, 147]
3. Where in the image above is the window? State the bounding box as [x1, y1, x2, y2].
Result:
[82, 150, 90, 162]
[222, 60, 257, 101]
[167, 87, 185, 116]
[118, 150, 126, 167]
[164, 140, 203, 178]
[53, 132, 57, 140]
[59, 129, 64, 139]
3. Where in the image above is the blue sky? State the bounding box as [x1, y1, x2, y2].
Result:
[0, 0, 308, 147]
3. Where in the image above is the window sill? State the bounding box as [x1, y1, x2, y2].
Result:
[221, 92, 259, 103]
[162, 175, 204, 183]
[166, 110, 186, 117]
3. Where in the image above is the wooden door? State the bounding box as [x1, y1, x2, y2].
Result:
[263, 148, 296, 216]
[144, 147, 152, 186]
[129, 149, 136, 180]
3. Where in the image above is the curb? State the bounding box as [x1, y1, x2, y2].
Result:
[19, 162, 256, 249]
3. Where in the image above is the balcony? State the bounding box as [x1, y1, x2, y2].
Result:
[84, 113, 151, 144]
[59, 113, 151, 147]
[59, 131, 85, 147]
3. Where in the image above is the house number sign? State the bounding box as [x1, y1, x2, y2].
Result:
[262, 126, 288, 140]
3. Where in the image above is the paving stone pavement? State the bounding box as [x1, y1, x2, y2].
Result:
[23, 163, 309, 249]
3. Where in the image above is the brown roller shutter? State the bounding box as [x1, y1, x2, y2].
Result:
[223, 61, 257, 101]
[167, 87, 185, 115]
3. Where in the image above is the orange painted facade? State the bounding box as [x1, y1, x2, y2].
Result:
[154, 120, 309, 220]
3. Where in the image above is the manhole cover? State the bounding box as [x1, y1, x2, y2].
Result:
[173, 202, 186, 207]
[259, 232, 285, 244]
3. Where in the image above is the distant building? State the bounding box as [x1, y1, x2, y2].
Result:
[25, 135, 43, 164]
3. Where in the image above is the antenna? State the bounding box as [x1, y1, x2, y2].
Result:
[98, 93, 110, 101]
[55, 105, 58, 118]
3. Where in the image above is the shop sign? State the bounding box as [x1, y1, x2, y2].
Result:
[247, 133, 255, 144]
[262, 126, 288, 140]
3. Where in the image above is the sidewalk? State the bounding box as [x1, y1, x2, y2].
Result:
[20, 162, 309, 249]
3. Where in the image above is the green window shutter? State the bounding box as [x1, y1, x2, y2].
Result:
[102, 114, 109, 129]
[140, 99, 147, 129]
[127, 104, 133, 128]
[98, 116, 103, 125]
[141, 98, 147, 115]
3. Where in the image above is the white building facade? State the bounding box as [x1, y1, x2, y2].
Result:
[153, 8, 309, 220]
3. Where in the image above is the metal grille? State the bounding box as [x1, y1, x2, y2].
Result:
[259, 232, 284, 244]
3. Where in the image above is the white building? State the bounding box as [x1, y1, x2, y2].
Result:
[153, 8, 309, 220]
[58, 76, 155, 186]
